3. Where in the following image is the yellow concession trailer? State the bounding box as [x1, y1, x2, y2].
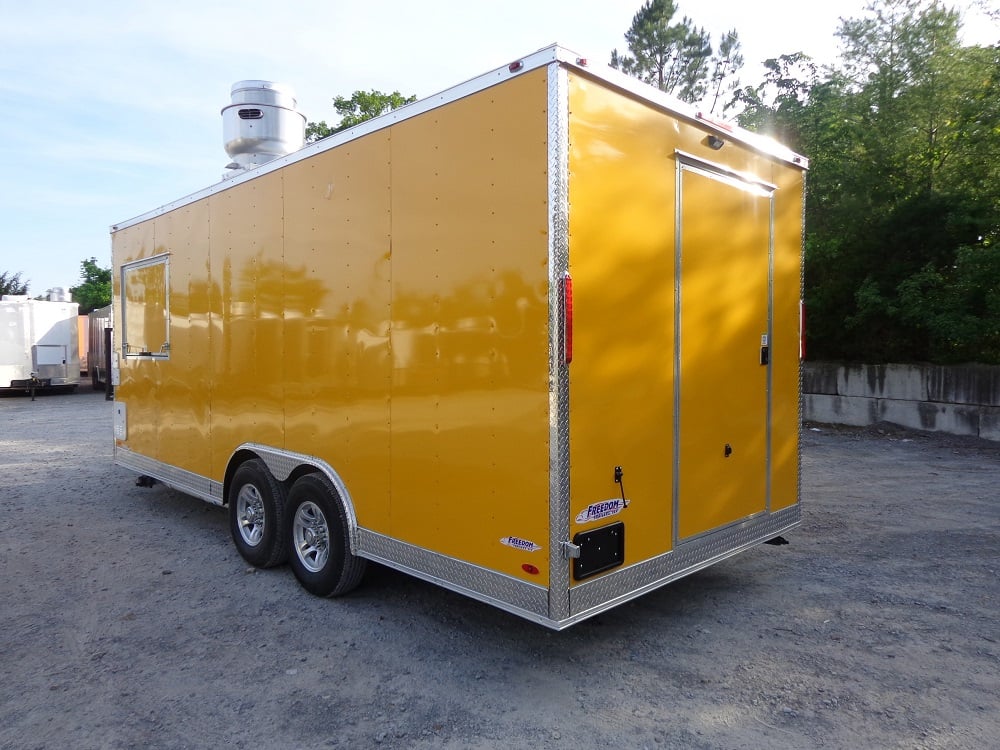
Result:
[111, 45, 807, 629]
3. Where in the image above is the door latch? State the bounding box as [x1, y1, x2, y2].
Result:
[561, 541, 581, 559]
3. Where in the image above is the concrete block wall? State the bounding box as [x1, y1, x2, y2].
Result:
[803, 363, 1000, 442]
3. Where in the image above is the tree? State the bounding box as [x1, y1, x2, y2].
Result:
[734, 52, 818, 145]
[836, 0, 970, 195]
[0, 271, 29, 297]
[731, 0, 999, 363]
[610, 0, 715, 103]
[772, 0, 1000, 363]
[71, 258, 111, 314]
[973, 0, 999, 23]
[706, 30, 745, 115]
[306, 90, 417, 142]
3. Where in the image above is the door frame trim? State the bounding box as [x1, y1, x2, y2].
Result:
[672, 151, 777, 546]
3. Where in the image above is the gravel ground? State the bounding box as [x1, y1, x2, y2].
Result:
[1, 387, 998, 750]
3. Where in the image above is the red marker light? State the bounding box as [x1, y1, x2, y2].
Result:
[522, 564, 540, 575]
[576, 58, 588, 66]
[509, 60, 524, 73]
[695, 111, 734, 133]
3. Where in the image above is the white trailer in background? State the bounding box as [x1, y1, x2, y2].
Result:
[0, 293, 80, 392]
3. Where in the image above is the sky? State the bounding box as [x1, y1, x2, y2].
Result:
[1, 0, 996, 296]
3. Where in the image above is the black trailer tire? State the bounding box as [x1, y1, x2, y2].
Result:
[286, 473, 366, 597]
[228, 459, 288, 568]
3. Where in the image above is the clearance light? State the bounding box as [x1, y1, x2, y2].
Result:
[509, 60, 524, 73]
[576, 58, 589, 66]
[695, 111, 734, 133]
[522, 564, 540, 575]
[563, 273, 574, 365]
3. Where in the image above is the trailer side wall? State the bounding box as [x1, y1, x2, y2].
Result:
[112, 68, 554, 586]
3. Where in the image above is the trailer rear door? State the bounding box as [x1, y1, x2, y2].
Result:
[675, 157, 774, 541]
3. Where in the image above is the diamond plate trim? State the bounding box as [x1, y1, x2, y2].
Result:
[798, 172, 807, 505]
[546, 62, 572, 623]
[569, 505, 801, 618]
[357, 529, 550, 620]
[115, 446, 222, 505]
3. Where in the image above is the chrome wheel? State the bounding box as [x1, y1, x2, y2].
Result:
[286, 473, 366, 597]
[228, 459, 288, 568]
[292, 500, 330, 573]
[235, 483, 266, 547]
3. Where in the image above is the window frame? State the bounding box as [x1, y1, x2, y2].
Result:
[120, 253, 171, 360]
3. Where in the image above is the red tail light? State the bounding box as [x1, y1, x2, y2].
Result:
[563, 274, 573, 365]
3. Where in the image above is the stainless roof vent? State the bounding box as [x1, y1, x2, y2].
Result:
[222, 80, 305, 178]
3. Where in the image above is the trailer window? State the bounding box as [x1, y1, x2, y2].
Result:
[121, 254, 170, 359]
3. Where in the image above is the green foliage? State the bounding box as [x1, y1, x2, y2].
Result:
[895, 245, 1000, 363]
[705, 30, 745, 115]
[734, 53, 818, 146]
[70, 258, 111, 314]
[0, 270, 29, 297]
[610, 0, 717, 103]
[735, 0, 1000, 364]
[304, 120, 332, 143]
[306, 90, 417, 142]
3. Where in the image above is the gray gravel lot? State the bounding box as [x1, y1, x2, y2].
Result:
[1, 387, 998, 749]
